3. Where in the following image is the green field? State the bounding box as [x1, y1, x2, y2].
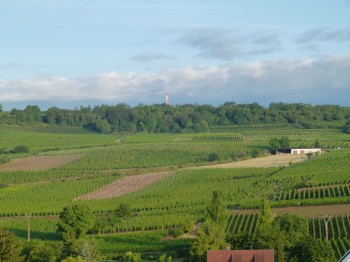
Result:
[1, 125, 350, 260]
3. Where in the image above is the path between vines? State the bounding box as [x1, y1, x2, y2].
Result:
[75, 172, 173, 200]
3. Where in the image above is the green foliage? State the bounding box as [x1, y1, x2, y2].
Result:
[207, 152, 220, 162]
[0, 156, 10, 164]
[58, 204, 95, 239]
[90, 119, 111, 134]
[190, 222, 227, 262]
[306, 152, 313, 159]
[115, 203, 132, 219]
[343, 121, 350, 134]
[61, 256, 86, 262]
[191, 190, 228, 261]
[226, 231, 255, 250]
[0, 228, 23, 262]
[272, 213, 308, 248]
[289, 236, 336, 262]
[255, 200, 275, 249]
[3, 102, 350, 133]
[10, 145, 30, 154]
[206, 190, 227, 226]
[122, 251, 141, 262]
[79, 238, 101, 262]
[269, 136, 291, 153]
[313, 139, 321, 148]
[23, 240, 62, 262]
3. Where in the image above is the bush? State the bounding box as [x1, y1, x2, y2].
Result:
[0, 156, 10, 164]
[208, 152, 220, 162]
[10, 145, 29, 153]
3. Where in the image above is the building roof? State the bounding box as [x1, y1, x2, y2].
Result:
[207, 249, 274, 262]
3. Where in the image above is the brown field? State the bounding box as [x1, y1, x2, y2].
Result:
[0, 155, 80, 171]
[76, 172, 173, 200]
[233, 204, 350, 218]
[200, 154, 307, 169]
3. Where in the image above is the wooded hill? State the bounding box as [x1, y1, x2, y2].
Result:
[1, 102, 350, 134]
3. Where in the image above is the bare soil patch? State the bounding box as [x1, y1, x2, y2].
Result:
[76, 172, 173, 200]
[0, 155, 80, 171]
[200, 154, 307, 169]
[233, 204, 350, 218]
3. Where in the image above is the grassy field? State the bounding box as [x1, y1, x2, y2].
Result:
[1, 125, 350, 259]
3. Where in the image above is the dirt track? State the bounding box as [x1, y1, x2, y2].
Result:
[200, 154, 307, 168]
[0, 155, 80, 171]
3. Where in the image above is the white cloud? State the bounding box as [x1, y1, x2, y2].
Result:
[0, 56, 349, 107]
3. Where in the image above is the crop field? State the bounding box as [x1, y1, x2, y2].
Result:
[0, 125, 350, 259]
[0, 129, 116, 153]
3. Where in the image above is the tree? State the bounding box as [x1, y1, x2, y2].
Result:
[23, 240, 61, 262]
[61, 256, 86, 262]
[279, 136, 290, 149]
[269, 137, 290, 154]
[122, 251, 141, 262]
[206, 190, 227, 226]
[0, 228, 23, 262]
[80, 238, 101, 262]
[272, 213, 308, 249]
[255, 199, 275, 249]
[58, 204, 95, 239]
[226, 231, 255, 250]
[190, 190, 228, 261]
[343, 121, 350, 134]
[313, 139, 321, 148]
[0, 104, 3, 112]
[90, 119, 111, 134]
[208, 152, 220, 162]
[289, 236, 335, 262]
[115, 203, 132, 219]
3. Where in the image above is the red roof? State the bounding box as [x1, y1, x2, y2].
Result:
[207, 249, 274, 262]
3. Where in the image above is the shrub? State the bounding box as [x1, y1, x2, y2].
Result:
[208, 152, 220, 162]
[10, 145, 29, 153]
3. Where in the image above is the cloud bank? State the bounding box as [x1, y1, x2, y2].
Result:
[1, 56, 349, 108]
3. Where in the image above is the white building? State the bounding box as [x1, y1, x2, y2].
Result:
[291, 148, 321, 155]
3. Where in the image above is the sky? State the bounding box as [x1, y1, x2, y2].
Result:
[1, 0, 350, 110]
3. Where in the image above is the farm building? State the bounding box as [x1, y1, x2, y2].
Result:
[291, 148, 321, 155]
[207, 249, 274, 262]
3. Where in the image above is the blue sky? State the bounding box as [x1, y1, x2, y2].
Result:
[1, 0, 350, 110]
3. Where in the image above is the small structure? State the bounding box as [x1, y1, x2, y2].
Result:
[207, 250, 274, 262]
[339, 249, 350, 262]
[290, 148, 321, 155]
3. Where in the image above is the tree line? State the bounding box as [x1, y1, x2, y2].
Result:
[1, 102, 350, 134]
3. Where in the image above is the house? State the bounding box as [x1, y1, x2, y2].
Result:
[290, 148, 321, 155]
[207, 250, 274, 262]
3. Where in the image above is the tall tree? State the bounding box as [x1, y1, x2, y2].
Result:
[80, 238, 101, 262]
[57, 204, 95, 239]
[255, 199, 275, 249]
[190, 190, 228, 261]
[0, 228, 23, 262]
[206, 190, 227, 226]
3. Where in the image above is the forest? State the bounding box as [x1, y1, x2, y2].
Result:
[1, 102, 350, 134]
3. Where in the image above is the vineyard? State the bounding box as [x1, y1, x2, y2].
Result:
[0, 125, 350, 260]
